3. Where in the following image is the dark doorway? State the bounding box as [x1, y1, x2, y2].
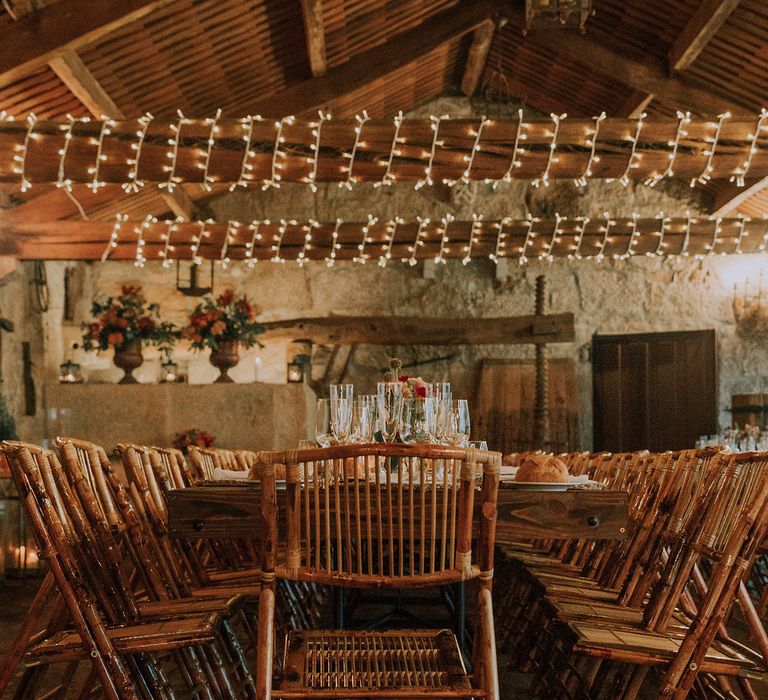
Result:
[592, 330, 717, 452]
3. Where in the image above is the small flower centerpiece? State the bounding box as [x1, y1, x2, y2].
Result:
[82, 285, 177, 384]
[173, 428, 215, 454]
[398, 374, 428, 399]
[183, 289, 263, 383]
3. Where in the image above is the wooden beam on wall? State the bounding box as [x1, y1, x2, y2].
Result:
[668, 0, 740, 73]
[506, 12, 746, 115]
[0, 0, 167, 88]
[251, 0, 500, 117]
[300, 0, 327, 77]
[258, 314, 576, 345]
[159, 186, 198, 219]
[461, 19, 495, 96]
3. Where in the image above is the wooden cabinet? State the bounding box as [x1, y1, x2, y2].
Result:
[592, 330, 717, 452]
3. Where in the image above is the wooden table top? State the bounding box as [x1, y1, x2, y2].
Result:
[167, 482, 628, 542]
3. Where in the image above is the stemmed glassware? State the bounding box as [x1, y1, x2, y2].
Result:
[401, 397, 437, 444]
[352, 395, 377, 443]
[330, 384, 354, 444]
[315, 399, 333, 447]
[446, 399, 471, 446]
[376, 381, 403, 442]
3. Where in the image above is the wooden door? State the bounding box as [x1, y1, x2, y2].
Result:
[592, 330, 717, 452]
[475, 358, 580, 456]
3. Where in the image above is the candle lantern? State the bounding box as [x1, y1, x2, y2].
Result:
[160, 349, 179, 384]
[0, 476, 43, 580]
[58, 359, 82, 384]
[287, 358, 306, 383]
[525, 0, 593, 33]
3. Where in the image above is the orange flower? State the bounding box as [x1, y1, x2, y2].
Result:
[107, 331, 124, 346]
[211, 320, 227, 336]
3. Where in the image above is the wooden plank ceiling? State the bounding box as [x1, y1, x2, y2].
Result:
[0, 0, 766, 245]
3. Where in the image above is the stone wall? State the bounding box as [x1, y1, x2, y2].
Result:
[1, 97, 763, 450]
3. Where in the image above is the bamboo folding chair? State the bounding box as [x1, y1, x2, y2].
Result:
[1, 441, 244, 700]
[253, 443, 502, 699]
[53, 437, 256, 698]
[519, 451, 768, 699]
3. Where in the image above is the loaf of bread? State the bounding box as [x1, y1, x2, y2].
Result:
[514, 454, 570, 483]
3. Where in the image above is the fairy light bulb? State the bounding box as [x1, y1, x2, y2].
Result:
[263, 116, 295, 190]
[133, 215, 154, 268]
[519, 215, 536, 265]
[463, 214, 483, 265]
[406, 217, 429, 266]
[191, 219, 213, 265]
[375, 112, 403, 187]
[88, 118, 115, 192]
[435, 214, 453, 264]
[540, 214, 564, 262]
[220, 219, 238, 269]
[159, 216, 182, 268]
[200, 109, 222, 191]
[680, 212, 693, 256]
[324, 218, 343, 268]
[307, 110, 329, 192]
[415, 115, 448, 189]
[245, 220, 268, 267]
[570, 217, 590, 260]
[124, 112, 153, 193]
[231, 115, 259, 190]
[101, 213, 128, 262]
[490, 216, 511, 264]
[14, 113, 37, 192]
[353, 214, 377, 264]
[734, 215, 748, 254]
[595, 214, 614, 262]
[459, 117, 490, 184]
[297, 219, 319, 267]
[731, 109, 768, 187]
[532, 113, 566, 188]
[379, 217, 402, 267]
[647, 111, 690, 186]
[57, 114, 88, 191]
[493, 109, 527, 189]
[615, 113, 646, 187]
[575, 112, 605, 186]
[617, 213, 639, 260]
[272, 218, 296, 262]
[159, 110, 187, 192]
[340, 111, 369, 190]
[692, 112, 730, 186]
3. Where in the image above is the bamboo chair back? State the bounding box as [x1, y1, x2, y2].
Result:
[1, 442, 140, 699]
[258, 444, 501, 589]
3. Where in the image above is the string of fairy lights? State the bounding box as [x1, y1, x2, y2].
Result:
[2, 110, 767, 193]
[85, 213, 768, 269]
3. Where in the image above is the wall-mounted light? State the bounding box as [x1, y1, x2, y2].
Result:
[287, 358, 305, 383]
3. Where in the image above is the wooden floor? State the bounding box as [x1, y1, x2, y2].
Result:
[0, 578, 755, 698]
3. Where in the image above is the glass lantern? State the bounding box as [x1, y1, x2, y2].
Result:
[0, 475, 43, 581]
[160, 357, 179, 384]
[287, 359, 305, 383]
[58, 359, 82, 384]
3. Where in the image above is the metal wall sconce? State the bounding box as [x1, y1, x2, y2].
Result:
[58, 359, 82, 384]
[287, 359, 305, 383]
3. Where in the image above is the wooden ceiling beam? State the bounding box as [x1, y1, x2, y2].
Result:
[0, 0, 168, 89]
[250, 0, 500, 117]
[47, 48, 124, 118]
[711, 177, 768, 216]
[461, 19, 496, 97]
[617, 90, 655, 118]
[300, 0, 327, 78]
[668, 0, 740, 73]
[505, 14, 747, 115]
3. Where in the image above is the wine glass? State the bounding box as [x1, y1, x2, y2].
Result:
[353, 395, 377, 443]
[401, 397, 436, 444]
[377, 381, 403, 442]
[447, 399, 471, 447]
[315, 399, 333, 447]
[330, 384, 354, 444]
[469, 440, 488, 451]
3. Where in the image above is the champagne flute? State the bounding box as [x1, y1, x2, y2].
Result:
[377, 381, 403, 442]
[353, 395, 377, 443]
[448, 399, 471, 447]
[330, 384, 354, 444]
[315, 399, 333, 447]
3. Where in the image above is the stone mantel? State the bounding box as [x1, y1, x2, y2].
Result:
[44, 383, 316, 453]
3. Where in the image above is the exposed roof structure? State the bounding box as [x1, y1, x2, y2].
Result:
[0, 0, 766, 252]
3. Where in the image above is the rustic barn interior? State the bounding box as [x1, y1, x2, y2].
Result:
[1, 0, 768, 697]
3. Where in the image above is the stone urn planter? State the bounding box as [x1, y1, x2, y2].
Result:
[113, 340, 143, 384]
[209, 339, 240, 383]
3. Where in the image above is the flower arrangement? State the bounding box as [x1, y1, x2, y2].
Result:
[82, 285, 177, 351]
[173, 428, 215, 454]
[183, 289, 263, 351]
[398, 375, 428, 398]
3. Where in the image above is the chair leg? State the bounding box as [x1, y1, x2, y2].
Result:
[256, 587, 275, 700]
[0, 571, 56, 695]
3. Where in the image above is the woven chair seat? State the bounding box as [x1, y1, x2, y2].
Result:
[31, 613, 221, 662]
[278, 629, 475, 696]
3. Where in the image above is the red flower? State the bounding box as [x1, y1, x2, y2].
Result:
[399, 375, 409, 382]
[137, 317, 155, 332]
[416, 385, 427, 398]
[218, 289, 234, 307]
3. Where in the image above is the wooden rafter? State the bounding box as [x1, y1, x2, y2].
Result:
[299, 0, 327, 78]
[617, 90, 655, 118]
[505, 13, 747, 115]
[711, 178, 768, 217]
[668, 0, 740, 73]
[250, 0, 500, 117]
[461, 19, 496, 97]
[47, 49, 123, 118]
[0, 0, 167, 89]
